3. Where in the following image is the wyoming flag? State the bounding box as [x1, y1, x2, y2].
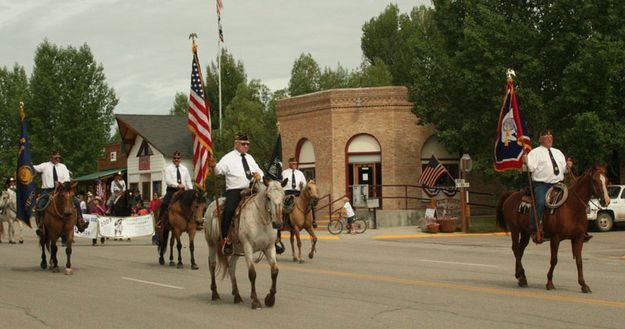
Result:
[494, 78, 531, 171]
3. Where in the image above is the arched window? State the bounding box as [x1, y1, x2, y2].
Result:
[296, 139, 315, 180]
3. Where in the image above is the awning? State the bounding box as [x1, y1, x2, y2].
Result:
[74, 168, 126, 182]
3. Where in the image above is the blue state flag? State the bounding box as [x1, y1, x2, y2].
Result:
[15, 104, 35, 227]
[494, 78, 531, 171]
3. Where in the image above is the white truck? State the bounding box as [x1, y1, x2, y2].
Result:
[587, 185, 625, 232]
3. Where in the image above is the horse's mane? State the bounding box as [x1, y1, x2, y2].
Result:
[172, 190, 200, 211]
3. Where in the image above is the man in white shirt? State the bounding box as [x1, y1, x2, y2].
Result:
[33, 150, 88, 235]
[524, 130, 589, 243]
[209, 132, 263, 256]
[282, 157, 306, 196]
[158, 151, 193, 229]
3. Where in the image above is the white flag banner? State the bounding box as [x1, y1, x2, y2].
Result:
[74, 214, 100, 239]
[97, 214, 155, 239]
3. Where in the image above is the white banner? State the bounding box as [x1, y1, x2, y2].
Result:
[73, 214, 155, 239]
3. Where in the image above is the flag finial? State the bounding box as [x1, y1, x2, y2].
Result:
[506, 69, 516, 81]
[189, 33, 198, 52]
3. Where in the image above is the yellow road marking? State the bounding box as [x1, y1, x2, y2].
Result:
[280, 232, 339, 240]
[373, 232, 508, 240]
[279, 264, 625, 309]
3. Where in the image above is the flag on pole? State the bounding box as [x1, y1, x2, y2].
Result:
[418, 155, 448, 187]
[96, 176, 104, 198]
[265, 134, 283, 181]
[15, 103, 35, 227]
[217, 0, 224, 43]
[494, 76, 531, 171]
[188, 40, 213, 190]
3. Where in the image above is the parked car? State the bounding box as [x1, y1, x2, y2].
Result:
[587, 185, 625, 232]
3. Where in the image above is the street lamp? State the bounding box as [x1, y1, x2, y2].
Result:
[459, 154, 472, 233]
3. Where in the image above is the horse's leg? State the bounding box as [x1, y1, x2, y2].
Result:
[189, 229, 198, 270]
[546, 238, 560, 290]
[8, 218, 15, 243]
[65, 227, 73, 275]
[228, 255, 243, 304]
[208, 247, 220, 300]
[158, 228, 168, 265]
[243, 246, 261, 309]
[168, 230, 175, 267]
[39, 231, 47, 269]
[17, 219, 24, 243]
[572, 238, 591, 293]
[294, 229, 304, 263]
[289, 229, 297, 262]
[176, 232, 183, 269]
[304, 225, 318, 259]
[511, 228, 529, 287]
[49, 233, 60, 273]
[263, 247, 279, 307]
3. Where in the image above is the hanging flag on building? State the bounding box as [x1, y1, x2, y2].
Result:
[265, 133, 283, 181]
[418, 155, 448, 187]
[187, 36, 213, 190]
[15, 103, 35, 227]
[494, 71, 532, 171]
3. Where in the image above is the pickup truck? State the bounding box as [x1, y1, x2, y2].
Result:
[587, 185, 625, 232]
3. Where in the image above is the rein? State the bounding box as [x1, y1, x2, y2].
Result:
[568, 171, 602, 209]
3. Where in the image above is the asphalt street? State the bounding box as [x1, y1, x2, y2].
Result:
[1, 224, 624, 329]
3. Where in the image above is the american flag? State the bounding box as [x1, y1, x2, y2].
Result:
[96, 176, 103, 198]
[418, 155, 448, 187]
[188, 43, 213, 190]
[217, 0, 224, 43]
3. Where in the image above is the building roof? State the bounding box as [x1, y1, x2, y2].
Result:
[115, 114, 193, 158]
[74, 168, 126, 182]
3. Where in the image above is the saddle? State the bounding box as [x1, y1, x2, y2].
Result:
[211, 192, 257, 252]
[283, 195, 296, 215]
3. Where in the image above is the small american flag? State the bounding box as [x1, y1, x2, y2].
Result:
[96, 176, 104, 198]
[418, 155, 448, 187]
[188, 43, 213, 190]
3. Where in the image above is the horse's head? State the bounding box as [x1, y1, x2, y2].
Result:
[263, 178, 285, 227]
[0, 190, 8, 210]
[304, 179, 320, 207]
[590, 165, 610, 207]
[54, 181, 77, 218]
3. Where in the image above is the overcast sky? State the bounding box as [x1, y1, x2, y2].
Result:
[0, 0, 430, 115]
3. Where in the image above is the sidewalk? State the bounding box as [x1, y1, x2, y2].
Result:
[280, 225, 507, 240]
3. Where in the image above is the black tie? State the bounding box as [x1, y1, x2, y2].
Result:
[291, 169, 296, 189]
[52, 165, 58, 184]
[548, 148, 560, 176]
[241, 154, 252, 179]
[176, 166, 181, 184]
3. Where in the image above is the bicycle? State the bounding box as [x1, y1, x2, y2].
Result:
[327, 215, 368, 235]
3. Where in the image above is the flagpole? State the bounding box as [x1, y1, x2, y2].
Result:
[216, 0, 223, 136]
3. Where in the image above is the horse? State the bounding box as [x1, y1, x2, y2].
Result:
[39, 181, 79, 274]
[277, 180, 320, 263]
[157, 189, 206, 269]
[204, 178, 286, 309]
[109, 190, 134, 217]
[496, 165, 610, 293]
[0, 189, 23, 244]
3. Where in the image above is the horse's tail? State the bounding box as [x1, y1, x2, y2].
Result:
[204, 198, 228, 279]
[496, 191, 514, 232]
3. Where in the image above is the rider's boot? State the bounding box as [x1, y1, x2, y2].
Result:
[76, 212, 88, 233]
[583, 232, 593, 242]
[531, 222, 544, 244]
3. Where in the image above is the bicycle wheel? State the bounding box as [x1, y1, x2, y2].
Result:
[353, 219, 368, 234]
[327, 219, 343, 235]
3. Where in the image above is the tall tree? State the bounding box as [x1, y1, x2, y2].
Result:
[169, 92, 189, 116]
[288, 53, 320, 96]
[29, 40, 118, 176]
[349, 58, 393, 87]
[0, 64, 29, 180]
[205, 48, 247, 130]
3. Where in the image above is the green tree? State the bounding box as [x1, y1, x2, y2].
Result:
[29, 40, 118, 176]
[0, 64, 29, 180]
[319, 64, 351, 90]
[288, 53, 320, 96]
[169, 92, 189, 116]
[349, 58, 393, 87]
[205, 48, 247, 130]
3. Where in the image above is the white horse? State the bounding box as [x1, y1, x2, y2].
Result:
[204, 178, 286, 309]
[0, 189, 23, 244]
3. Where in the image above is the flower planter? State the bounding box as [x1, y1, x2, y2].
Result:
[437, 218, 457, 233]
[426, 223, 440, 233]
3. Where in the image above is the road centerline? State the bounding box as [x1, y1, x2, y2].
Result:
[121, 277, 185, 290]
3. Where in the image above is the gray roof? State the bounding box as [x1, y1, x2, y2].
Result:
[115, 114, 193, 158]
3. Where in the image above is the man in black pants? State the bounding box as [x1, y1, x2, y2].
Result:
[208, 132, 263, 256]
[158, 151, 193, 229]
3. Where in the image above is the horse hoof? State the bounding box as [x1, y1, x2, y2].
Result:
[40, 261, 47, 269]
[169, 261, 175, 267]
[191, 264, 199, 270]
[51, 266, 60, 273]
[298, 259, 305, 264]
[546, 282, 555, 290]
[19, 240, 23, 244]
[234, 294, 243, 304]
[582, 286, 592, 294]
[159, 258, 164, 265]
[211, 292, 221, 301]
[308, 253, 314, 259]
[251, 300, 262, 310]
[292, 258, 298, 262]
[65, 268, 73, 275]
[9, 241, 16, 244]
[177, 263, 183, 269]
[264, 294, 275, 307]
[518, 277, 528, 287]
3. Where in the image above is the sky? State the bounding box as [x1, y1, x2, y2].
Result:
[0, 0, 430, 115]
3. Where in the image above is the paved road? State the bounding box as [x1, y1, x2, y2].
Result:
[1, 226, 624, 329]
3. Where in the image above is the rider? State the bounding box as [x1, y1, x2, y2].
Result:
[524, 130, 591, 243]
[33, 150, 88, 235]
[208, 132, 263, 256]
[6, 177, 16, 191]
[106, 171, 126, 212]
[158, 151, 193, 230]
[281, 157, 314, 226]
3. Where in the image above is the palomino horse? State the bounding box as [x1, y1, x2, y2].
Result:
[277, 180, 320, 263]
[496, 165, 610, 293]
[204, 178, 286, 309]
[0, 189, 23, 244]
[39, 182, 79, 274]
[158, 189, 206, 269]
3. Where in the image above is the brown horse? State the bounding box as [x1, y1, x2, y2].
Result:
[496, 165, 610, 293]
[39, 182, 78, 275]
[277, 180, 320, 263]
[158, 189, 206, 269]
